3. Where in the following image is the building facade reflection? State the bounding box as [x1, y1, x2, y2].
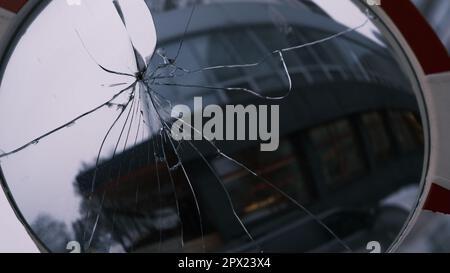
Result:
[72, 0, 424, 253]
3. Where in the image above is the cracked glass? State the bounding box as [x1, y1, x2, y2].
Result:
[0, 0, 425, 253]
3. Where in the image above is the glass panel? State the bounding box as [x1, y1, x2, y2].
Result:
[0, 0, 425, 253]
[212, 140, 313, 226]
[388, 111, 421, 153]
[361, 112, 392, 162]
[309, 119, 366, 186]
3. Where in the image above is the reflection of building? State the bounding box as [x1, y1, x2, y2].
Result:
[413, 0, 450, 52]
[74, 1, 423, 253]
[148, 0, 330, 16]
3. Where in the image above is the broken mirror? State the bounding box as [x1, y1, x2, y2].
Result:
[0, 0, 426, 253]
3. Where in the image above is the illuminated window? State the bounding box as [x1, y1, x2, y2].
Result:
[361, 112, 392, 162]
[388, 111, 422, 152]
[309, 119, 366, 187]
[212, 140, 313, 226]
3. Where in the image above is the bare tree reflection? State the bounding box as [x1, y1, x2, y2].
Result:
[31, 214, 71, 253]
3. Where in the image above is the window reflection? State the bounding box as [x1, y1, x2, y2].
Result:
[309, 119, 366, 187]
[361, 112, 392, 162]
[388, 111, 423, 153]
[212, 140, 314, 226]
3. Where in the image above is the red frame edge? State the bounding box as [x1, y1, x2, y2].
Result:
[0, 0, 27, 13]
[381, 0, 450, 75]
